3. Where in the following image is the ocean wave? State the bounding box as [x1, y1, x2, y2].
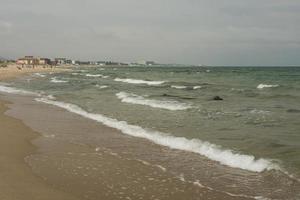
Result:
[171, 85, 187, 89]
[114, 78, 165, 86]
[35, 97, 278, 172]
[250, 109, 271, 115]
[193, 86, 202, 90]
[85, 74, 107, 78]
[50, 77, 68, 83]
[257, 84, 279, 89]
[116, 92, 191, 111]
[95, 85, 108, 89]
[34, 73, 46, 77]
[0, 85, 38, 96]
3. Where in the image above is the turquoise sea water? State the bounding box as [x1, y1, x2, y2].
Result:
[3, 66, 300, 199]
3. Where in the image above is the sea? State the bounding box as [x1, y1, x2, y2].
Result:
[1, 66, 300, 199]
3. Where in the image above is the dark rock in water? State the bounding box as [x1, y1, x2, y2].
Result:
[287, 109, 300, 113]
[212, 96, 223, 101]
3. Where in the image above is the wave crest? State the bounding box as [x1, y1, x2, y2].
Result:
[114, 78, 165, 86]
[257, 84, 279, 89]
[0, 85, 38, 96]
[85, 74, 109, 78]
[50, 77, 68, 83]
[35, 97, 278, 172]
[116, 92, 191, 111]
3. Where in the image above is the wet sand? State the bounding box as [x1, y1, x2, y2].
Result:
[0, 99, 79, 200]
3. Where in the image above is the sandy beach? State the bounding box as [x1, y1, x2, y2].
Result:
[0, 67, 78, 199]
[0, 64, 68, 81]
[0, 100, 80, 200]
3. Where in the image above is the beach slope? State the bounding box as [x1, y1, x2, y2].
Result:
[0, 100, 79, 200]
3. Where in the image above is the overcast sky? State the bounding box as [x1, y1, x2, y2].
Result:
[0, 0, 300, 65]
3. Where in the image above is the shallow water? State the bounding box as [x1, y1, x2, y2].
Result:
[2, 66, 300, 199]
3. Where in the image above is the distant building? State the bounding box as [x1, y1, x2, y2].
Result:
[17, 56, 52, 65]
[39, 58, 51, 65]
[137, 60, 156, 66]
[65, 59, 72, 64]
[71, 60, 77, 65]
[17, 56, 39, 65]
[55, 58, 66, 65]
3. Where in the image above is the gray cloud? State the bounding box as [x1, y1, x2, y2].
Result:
[0, 0, 299, 65]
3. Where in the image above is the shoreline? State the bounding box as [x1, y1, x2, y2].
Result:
[0, 93, 253, 200]
[0, 99, 79, 200]
[0, 69, 298, 199]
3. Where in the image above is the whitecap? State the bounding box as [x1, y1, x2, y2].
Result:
[35, 97, 278, 172]
[116, 92, 191, 111]
[193, 86, 202, 90]
[114, 78, 165, 86]
[50, 77, 68, 83]
[95, 85, 108, 89]
[85, 74, 102, 77]
[171, 85, 187, 89]
[34, 73, 46, 77]
[257, 84, 279, 89]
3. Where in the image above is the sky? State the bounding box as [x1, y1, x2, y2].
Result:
[0, 0, 300, 66]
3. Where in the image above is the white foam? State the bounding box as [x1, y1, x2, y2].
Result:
[95, 85, 108, 89]
[250, 109, 271, 115]
[171, 85, 187, 89]
[116, 92, 191, 111]
[35, 97, 278, 172]
[46, 94, 56, 100]
[0, 85, 38, 96]
[114, 78, 165, 86]
[85, 74, 103, 77]
[257, 84, 279, 89]
[34, 73, 46, 77]
[193, 86, 202, 90]
[50, 77, 68, 83]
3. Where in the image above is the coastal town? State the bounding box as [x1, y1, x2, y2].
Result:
[0, 55, 158, 80]
[1, 56, 157, 67]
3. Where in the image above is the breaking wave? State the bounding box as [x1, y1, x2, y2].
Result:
[116, 92, 191, 111]
[95, 85, 108, 89]
[171, 85, 187, 89]
[50, 77, 68, 83]
[0, 85, 39, 96]
[257, 84, 279, 89]
[85, 74, 109, 78]
[34, 73, 46, 77]
[35, 97, 279, 172]
[114, 78, 165, 86]
[193, 86, 202, 90]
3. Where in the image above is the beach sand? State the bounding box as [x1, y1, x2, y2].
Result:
[0, 64, 68, 80]
[0, 100, 79, 200]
